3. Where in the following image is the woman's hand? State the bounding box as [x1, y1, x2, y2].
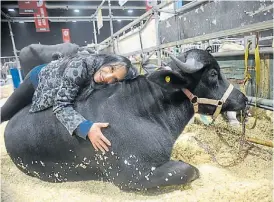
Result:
[87, 123, 111, 153]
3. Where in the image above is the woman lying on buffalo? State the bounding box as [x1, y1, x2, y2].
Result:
[1, 52, 138, 153]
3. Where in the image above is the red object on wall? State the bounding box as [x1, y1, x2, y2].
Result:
[62, 29, 71, 43]
[18, 0, 38, 14]
[34, 1, 50, 32]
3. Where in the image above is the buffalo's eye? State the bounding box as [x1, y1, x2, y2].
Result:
[207, 69, 218, 86]
[210, 70, 218, 77]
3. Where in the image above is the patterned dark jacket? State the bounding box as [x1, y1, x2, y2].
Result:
[29, 55, 98, 139]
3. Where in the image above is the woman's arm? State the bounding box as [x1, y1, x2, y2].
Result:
[52, 58, 111, 153]
[52, 59, 92, 139]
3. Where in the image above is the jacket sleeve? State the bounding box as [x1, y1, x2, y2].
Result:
[52, 59, 93, 140]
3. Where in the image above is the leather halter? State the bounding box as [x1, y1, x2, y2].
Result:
[182, 84, 234, 120]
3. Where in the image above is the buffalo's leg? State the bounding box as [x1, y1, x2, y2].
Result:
[1, 73, 34, 122]
[126, 160, 199, 190]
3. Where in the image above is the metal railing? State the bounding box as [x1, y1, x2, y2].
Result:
[97, 1, 273, 65]
[0, 56, 17, 64]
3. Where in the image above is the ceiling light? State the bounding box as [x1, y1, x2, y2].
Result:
[117, 19, 122, 22]
[127, 10, 133, 13]
[74, 9, 79, 13]
[8, 8, 15, 12]
[19, 21, 24, 23]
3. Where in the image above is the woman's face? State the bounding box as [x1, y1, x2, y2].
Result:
[93, 64, 127, 84]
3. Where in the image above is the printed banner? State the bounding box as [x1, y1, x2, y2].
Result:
[62, 29, 71, 43]
[34, 1, 50, 32]
[18, 0, 38, 14]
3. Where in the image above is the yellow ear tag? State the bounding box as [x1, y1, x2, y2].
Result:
[165, 76, 171, 83]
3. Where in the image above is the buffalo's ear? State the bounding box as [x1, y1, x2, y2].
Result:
[147, 70, 191, 90]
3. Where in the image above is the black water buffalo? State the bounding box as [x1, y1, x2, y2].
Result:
[4, 49, 247, 191]
[19, 43, 79, 77]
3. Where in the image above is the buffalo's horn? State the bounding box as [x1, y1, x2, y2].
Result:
[169, 54, 204, 74]
[163, 50, 204, 74]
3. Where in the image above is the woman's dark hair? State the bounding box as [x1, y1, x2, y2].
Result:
[56, 53, 138, 100]
[85, 54, 139, 81]
[92, 54, 132, 72]
[78, 54, 138, 100]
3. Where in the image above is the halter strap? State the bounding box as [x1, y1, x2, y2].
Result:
[182, 84, 234, 120]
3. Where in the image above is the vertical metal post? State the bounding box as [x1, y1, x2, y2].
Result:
[138, 24, 144, 74]
[116, 36, 120, 53]
[173, 1, 181, 55]
[91, 0, 105, 37]
[93, 21, 98, 45]
[93, 20, 98, 52]
[154, 9, 161, 66]
[108, 0, 115, 53]
[173, 0, 180, 42]
[8, 20, 23, 83]
[139, 21, 144, 57]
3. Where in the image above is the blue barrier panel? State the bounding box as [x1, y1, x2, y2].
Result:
[9, 68, 21, 88]
[175, 0, 183, 9]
